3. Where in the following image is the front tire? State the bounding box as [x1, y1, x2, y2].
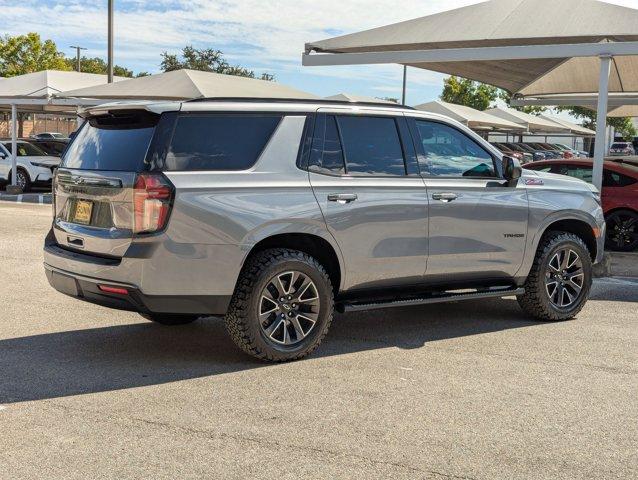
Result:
[518, 231, 593, 321]
[140, 313, 200, 325]
[605, 210, 638, 252]
[9, 168, 31, 192]
[225, 248, 334, 362]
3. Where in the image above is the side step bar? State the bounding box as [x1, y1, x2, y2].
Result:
[337, 287, 525, 313]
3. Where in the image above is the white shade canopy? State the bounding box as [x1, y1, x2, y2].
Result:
[539, 115, 596, 136]
[485, 107, 570, 133]
[325, 93, 396, 104]
[0, 70, 125, 112]
[58, 69, 318, 101]
[608, 105, 638, 117]
[305, 0, 638, 97]
[415, 100, 524, 131]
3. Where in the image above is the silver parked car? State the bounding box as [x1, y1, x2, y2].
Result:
[44, 99, 605, 361]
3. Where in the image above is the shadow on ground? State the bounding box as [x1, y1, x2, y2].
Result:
[0, 298, 545, 404]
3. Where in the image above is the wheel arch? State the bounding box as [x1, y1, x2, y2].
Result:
[540, 217, 598, 261]
[243, 232, 343, 294]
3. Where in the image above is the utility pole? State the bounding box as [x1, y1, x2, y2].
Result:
[107, 0, 114, 82]
[69, 46, 87, 72]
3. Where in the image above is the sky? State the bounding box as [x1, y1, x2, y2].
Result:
[2, 0, 638, 107]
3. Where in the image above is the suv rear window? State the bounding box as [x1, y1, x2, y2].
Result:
[62, 111, 158, 171]
[163, 114, 282, 171]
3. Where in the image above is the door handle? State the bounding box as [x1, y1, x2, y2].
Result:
[328, 193, 358, 204]
[432, 192, 458, 202]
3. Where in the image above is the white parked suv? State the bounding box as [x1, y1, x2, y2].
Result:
[0, 140, 61, 192]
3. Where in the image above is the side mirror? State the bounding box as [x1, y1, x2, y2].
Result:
[502, 155, 522, 185]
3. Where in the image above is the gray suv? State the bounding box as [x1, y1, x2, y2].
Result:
[44, 99, 605, 362]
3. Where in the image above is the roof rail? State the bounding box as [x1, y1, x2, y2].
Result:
[186, 97, 414, 110]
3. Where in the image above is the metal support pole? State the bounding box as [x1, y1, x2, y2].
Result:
[10, 104, 17, 188]
[401, 66, 407, 105]
[107, 0, 114, 83]
[593, 55, 611, 191]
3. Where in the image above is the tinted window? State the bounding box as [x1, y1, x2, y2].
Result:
[551, 164, 637, 187]
[416, 121, 495, 177]
[3, 142, 47, 157]
[605, 170, 637, 187]
[62, 112, 158, 171]
[317, 115, 345, 174]
[164, 114, 281, 171]
[555, 165, 593, 183]
[337, 116, 406, 176]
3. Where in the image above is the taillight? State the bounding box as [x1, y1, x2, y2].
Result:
[133, 173, 174, 234]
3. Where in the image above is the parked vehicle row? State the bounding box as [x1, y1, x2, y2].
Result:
[525, 159, 638, 252]
[609, 141, 636, 156]
[492, 142, 587, 163]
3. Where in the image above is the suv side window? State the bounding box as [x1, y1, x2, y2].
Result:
[415, 120, 496, 177]
[337, 116, 406, 176]
[164, 114, 282, 171]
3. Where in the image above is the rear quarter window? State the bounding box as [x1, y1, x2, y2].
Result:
[163, 114, 282, 171]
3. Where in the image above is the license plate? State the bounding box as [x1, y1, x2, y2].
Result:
[73, 200, 93, 225]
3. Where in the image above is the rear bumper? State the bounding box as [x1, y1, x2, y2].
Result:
[44, 263, 231, 315]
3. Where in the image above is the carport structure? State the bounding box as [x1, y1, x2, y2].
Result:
[415, 101, 525, 134]
[302, 0, 638, 190]
[0, 70, 123, 193]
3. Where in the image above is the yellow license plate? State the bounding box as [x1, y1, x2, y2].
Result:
[74, 200, 93, 225]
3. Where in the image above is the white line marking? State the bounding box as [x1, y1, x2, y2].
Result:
[595, 277, 638, 286]
[39, 195, 43, 204]
[0, 405, 6, 411]
[398, 367, 413, 371]
[16, 194, 22, 203]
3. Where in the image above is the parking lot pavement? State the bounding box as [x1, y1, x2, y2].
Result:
[1, 202, 636, 480]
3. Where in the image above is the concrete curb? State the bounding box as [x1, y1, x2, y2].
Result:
[0, 192, 52, 205]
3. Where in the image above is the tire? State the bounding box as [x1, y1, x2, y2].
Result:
[605, 210, 638, 252]
[140, 313, 200, 325]
[517, 231, 593, 321]
[225, 248, 334, 362]
[9, 168, 31, 192]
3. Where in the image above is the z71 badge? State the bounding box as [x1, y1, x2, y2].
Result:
[525, 178, 545, 186]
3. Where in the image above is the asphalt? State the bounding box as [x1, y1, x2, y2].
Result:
[0, 203, 636, 480]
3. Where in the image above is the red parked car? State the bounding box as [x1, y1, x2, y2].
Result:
[525, 159, 638, 251]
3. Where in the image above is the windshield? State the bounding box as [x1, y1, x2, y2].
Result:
[612, 143, 630, 149]
[62, 112, 158, 171]
[3, 141, 47, 156]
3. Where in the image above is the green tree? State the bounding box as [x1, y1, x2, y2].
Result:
[440, 76, 499, 111]
[441, 75, 547, 115]
[0, 33, 71, 136]
[556, 106, 636, 141]
[161, 46, 274, 80]
[0, 32, 69, 77]
[65, 56, 134, 77]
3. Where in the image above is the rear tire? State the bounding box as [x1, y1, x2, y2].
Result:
[225, 248, 334, 362]
[518, 231, 592, 321]
[140, 313, 200, 325]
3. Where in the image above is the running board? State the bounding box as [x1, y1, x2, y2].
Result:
[337, 287, 525, 313]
